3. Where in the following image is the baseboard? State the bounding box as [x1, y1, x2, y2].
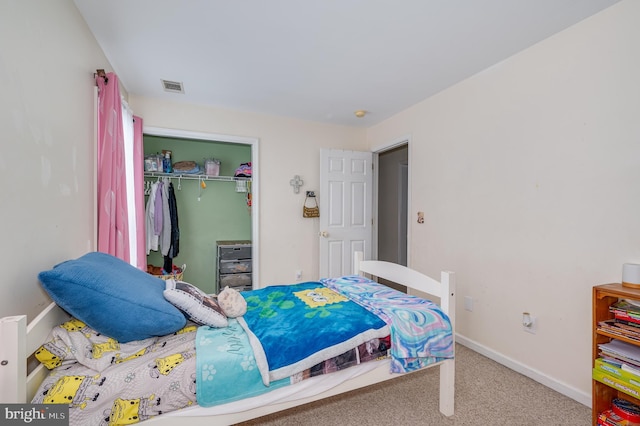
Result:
[455, 333, 591, 408]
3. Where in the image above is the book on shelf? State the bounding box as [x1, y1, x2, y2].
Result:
[595, 358, 640, 387]
[599, 320, 640, 342]
[624, 299, 640, 309]
[616, 319, 640, 330]
[593, 368, 640, 400]
[604, 356, 640, 378]
[599, 340, 640, 363]
[600, 353, 640, 371]
[611, 301, 640, 325]
[612, 300, 640, 314]
[615, 313, 640, 326]
[623, 363, 640, 378]
[616, 300, 640, 311]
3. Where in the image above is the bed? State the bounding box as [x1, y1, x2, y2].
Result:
[0, 251, 455, 425]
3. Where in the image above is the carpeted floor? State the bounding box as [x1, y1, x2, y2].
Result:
[237, 344, 590, 425]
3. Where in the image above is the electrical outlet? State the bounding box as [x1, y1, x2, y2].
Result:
[295, 270, 302, 281]
[464, 296, 473, 312]
[522, 313, 537, 334]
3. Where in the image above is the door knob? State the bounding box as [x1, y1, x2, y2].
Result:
[319, 231, 329, 238]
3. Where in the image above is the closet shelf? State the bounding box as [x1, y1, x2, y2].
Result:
[144, 171, 251, 182]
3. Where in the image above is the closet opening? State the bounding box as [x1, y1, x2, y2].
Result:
[143, 126, 259, 294]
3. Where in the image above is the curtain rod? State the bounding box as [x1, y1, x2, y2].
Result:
[94, 69, 108, 84]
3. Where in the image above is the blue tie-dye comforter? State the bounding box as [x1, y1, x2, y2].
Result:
[321, 275, 454, 373]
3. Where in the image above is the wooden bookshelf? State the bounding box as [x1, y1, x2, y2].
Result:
[592, 283, 640, 424]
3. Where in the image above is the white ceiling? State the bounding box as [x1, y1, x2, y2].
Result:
[73, 0, 620, 128]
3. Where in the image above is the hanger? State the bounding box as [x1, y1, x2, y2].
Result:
[198, 177, 207, 201]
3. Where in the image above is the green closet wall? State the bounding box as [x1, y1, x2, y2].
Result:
[144, 135, 251, 294]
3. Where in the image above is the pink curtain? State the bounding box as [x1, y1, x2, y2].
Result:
[96, 72, 130, 263]
[133, 116, 146, 271]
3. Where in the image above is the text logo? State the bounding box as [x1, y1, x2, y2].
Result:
[1, 404, 68, 425]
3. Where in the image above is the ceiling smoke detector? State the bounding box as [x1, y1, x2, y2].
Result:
[161, 79, 184, 94]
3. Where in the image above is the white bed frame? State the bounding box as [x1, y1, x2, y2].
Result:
[0, 252, 455, 425]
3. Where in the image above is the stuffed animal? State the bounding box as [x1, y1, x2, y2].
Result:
[217, 286, 247, 318]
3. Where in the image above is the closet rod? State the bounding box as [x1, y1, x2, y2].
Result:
[143, 172, 250, 183]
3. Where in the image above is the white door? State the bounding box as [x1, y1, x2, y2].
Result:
[319, 149, 373, 278]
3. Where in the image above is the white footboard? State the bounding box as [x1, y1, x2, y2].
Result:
[354, 251, 456, 416]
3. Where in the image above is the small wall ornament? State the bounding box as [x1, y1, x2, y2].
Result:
[290, 175, 304, 193]
[303, 191, 320, 218]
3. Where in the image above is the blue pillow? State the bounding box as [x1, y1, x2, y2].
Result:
[38, 252, 186, 342]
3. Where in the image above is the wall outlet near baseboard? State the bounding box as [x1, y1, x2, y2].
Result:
[464, 296, 473, 312]
[522, 313, 537, 334]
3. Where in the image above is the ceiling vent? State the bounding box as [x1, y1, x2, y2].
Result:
[161, 79, 184, 94]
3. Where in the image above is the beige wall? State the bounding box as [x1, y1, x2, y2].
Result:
[129, 96, 366, 286]
[367, 0, 639, 403]
[0, 1, 111, 320]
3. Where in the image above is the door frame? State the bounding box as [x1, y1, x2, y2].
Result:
[371, 134, 411, 267]
[144, 126, 260, 288]
[398, 162, 408, 265]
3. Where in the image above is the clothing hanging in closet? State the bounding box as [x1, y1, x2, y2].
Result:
[145, 179, 180, 272]
[165, 182, 180, 271]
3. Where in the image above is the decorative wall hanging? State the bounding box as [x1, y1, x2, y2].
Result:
[290, 175, 304, 193]
[303, 191, 319, 218]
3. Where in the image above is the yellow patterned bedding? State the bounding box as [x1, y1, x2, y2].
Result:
[32, 318, 198, 425]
